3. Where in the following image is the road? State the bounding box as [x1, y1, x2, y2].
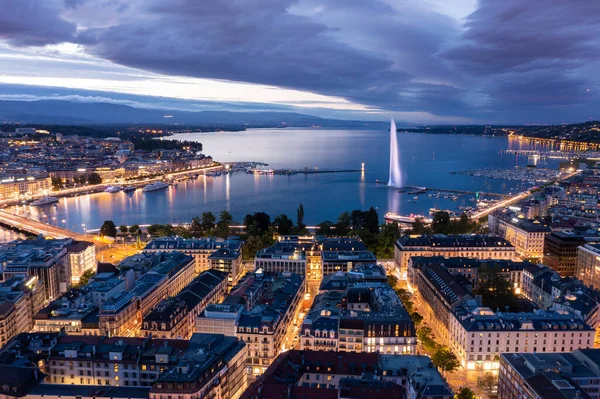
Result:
[0, 209, 87, 239]
[471, 169, 580, 220]
[0, 164, 224, 207]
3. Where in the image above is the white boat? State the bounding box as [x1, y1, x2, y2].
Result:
[104, 185, 122, 193]
[31, 196, 59, 206]
[143, 181, 169, 192]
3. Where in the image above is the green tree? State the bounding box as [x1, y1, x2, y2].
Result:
[100, 220, 117, 238]
[410, 218, 429, 234]
[216, 210, 233, 237]
[296, 203, 306, 232]
[411, 312, 424, 327]
[431, 211, 451, 234]
[350, 210, 366, 230]
[316, 221, 334, 236]
[128, 224, 140, 234]
[190, 216, 202, 237]
[376, 222, 399, 258]
[74, 268, 96, 288]
[119, 225, 128, 233]
[336, 212, 351, 235]
[431, 347, 460, 374]
[274, 214, 294, 235]
[475, 264, 521, 312]
[365, 207, 379, 234]
[201, 212, 216, 234]
[387, 275, 399, 289]
[51, 177, 64, 190]
[87, 173, 102, 185]
[243, 236, 265, 261]
[455, 387, 476, 399]
[477, 372, 497, 397]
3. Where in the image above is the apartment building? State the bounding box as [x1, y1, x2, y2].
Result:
[241, 350, 452, 399]
[577, 244, 600, 290]
[195, 271, 305, 379]
[144, 237, 242, 274]
[0, 276, 45, 347]
[66, 241, 96, 285]
[208, 248, 243, 288]
[149, 334, 247, 399]
[489, 213, 551, 260]
[395, 235, 517, 275]
[139, 269, 228, 339]
[498, 350, 600, 399]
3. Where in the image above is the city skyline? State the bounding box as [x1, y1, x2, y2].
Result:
[0, 0, 598, 124]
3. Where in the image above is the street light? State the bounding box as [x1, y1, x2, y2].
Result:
[82, 223, 86, 235]
[61, 219, 66, 229]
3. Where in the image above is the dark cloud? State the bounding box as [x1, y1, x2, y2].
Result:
[440, 0, 600, 122]
[0, 0, 77, 46]
[1, 0, 599, 122]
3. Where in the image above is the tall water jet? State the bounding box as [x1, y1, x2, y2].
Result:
[387, 118, 402, 187]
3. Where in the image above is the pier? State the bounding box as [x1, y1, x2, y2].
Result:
[249, 168, 362, 175]
[378, 183, 508, 199]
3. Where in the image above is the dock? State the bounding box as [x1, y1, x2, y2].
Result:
[250, 168, 362, 176]
[398, 185, 507, 199]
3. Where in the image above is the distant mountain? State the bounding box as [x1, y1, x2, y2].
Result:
[0, 100, 386, 127]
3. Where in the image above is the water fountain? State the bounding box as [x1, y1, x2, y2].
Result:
[387, 118, 402, 187]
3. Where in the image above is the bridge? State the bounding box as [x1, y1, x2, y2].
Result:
[0, 209, 88, 240]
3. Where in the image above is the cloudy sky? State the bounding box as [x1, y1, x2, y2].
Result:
[0, 0, 598, 124]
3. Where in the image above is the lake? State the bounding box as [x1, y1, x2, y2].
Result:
[8, 128, 554, 232]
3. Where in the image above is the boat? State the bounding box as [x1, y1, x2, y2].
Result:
[31, 197, 59, 206]
[451, 195, 458, 201]
[413, 196, 419, 200]
[104, 185, 122, 193]
[143, 181, 169, 192]
[123, 186, 136, 193]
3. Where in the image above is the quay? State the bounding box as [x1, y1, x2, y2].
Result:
[395, 184, 507, 199]
[250, 168, 362, 175]
[0, 164, 224, 208]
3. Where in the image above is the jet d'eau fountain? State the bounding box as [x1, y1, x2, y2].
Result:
[387, 118, 402, 187]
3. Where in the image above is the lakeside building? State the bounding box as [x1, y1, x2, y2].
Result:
[144, 237, 242, 274]
[488, 212, 552, 260]
[394, 235, 517, 275]
[254, 236, 371, 282]
[301, 265, 416, 355]
[409, 257, 594, 370]
[498, 350, 600, 399]
[195, 271, 305, 379]
[240, 350, 452, 399]
[0, 276, 45, 347]
[0, 175, 52, 201]
[139, 269, 228, 339]
[0, 332, 247, 399]
[66, 241, 96, 285]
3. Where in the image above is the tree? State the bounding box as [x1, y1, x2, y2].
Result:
[74, 268, 96, 288]
[475, 265, 521, 312]
[201, 212, 216, 234]
[119, 225, 128, 233]
[243, 236, 265, 261]
[350, 210, 366, 230]
[410, 218, 429, 234]
[376, 222, 399, 258]
[51, 177, 64, 190]
[431, 211, 451, 234]
[244, 212, 271, 236]
[88, 173, 102, 185]
[190, 216, 202, 237]
[274, 214, 294, 235]
[316, 221, 334, 236]
[100, 220, 117, 238]
[128, 224, 140, 234]
[387, 275, 399, 289]
[455, 387, 477, 399]
[216, 210, 233, 237]
[296, 204, 306, 232]
[411, 312, 424, 327]
[336, 212, 351, 235]
[431, 347, 460, 374]
[477, 372, 498, 397]
[365, 207, 379, 234]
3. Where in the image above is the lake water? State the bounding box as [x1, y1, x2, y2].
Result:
[9, 128, 554, 231]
